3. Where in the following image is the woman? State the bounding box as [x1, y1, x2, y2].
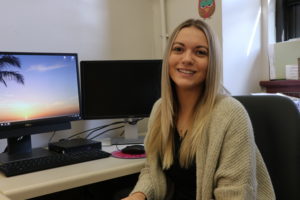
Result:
[122, 19, 275, 200]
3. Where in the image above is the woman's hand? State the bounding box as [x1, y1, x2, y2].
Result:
[121, 192, 146, 200]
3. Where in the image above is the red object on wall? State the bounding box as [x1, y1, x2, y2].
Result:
[198, 0, 216, 19]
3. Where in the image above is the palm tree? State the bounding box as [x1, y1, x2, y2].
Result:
[0, 55, 25, 87]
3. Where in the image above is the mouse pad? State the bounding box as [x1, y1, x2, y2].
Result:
[111, 150, 146, 159]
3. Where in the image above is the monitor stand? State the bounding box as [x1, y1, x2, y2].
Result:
[110, 118, 144, 145]
[0, 135, 54, 164]
[0, 122, 71, 164]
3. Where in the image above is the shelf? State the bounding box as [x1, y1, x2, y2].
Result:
[259, 80, 300, 98]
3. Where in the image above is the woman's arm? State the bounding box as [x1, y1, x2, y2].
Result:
[213, 101, 258, 199]
[122, 192, 146, 200]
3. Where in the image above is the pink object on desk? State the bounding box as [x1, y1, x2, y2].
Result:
[111, 151, 146, 159]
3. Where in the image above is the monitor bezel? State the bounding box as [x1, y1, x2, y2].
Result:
[0, 51, 82, 139]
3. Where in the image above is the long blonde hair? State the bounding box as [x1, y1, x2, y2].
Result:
[146, 19, 222, 169]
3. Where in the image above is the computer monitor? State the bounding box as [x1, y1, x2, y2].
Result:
[80, 59, 162, 144]
[0, 52, 81, 164]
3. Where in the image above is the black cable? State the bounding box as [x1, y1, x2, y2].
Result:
[67, 126, 102, 139]
[85, 128, 102, 139]
[125, 118, 144, 125]
[67, 119, 143, 140]
[119, 130, 125, 136]
[67, 121, 123, 139]
[85, 121, 125, 139]
[89, 125, 125, 140]
[118, 118, 143, 137]
[48, 131, 56, 143]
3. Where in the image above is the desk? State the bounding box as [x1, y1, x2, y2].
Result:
[0, 146, 145, 200]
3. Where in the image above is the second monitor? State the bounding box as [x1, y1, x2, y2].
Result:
[80, 59, 162, 144]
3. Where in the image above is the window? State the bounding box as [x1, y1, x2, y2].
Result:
[276, 0, 300, 42]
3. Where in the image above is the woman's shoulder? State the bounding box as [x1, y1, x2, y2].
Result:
[213, 95, 248, 117]
[215, 95, 244, 109]
[207, 95, 253, 139]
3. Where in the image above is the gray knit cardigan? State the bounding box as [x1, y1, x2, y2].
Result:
[131, 96, 275, 200]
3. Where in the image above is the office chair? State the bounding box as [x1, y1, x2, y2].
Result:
[234, 95, 300, 200]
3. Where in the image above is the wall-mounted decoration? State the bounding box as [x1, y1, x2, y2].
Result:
[198, 0, 216, 19]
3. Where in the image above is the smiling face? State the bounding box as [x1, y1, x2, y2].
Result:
[168, 26, 209, 93]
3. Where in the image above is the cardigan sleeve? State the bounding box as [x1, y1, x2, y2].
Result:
[213, 99, 258, 199]
[130, 99, 167, 200]
[130, 159, 155, 199]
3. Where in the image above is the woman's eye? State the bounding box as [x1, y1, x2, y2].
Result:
[196, 50, 208, 56]
[172, 47, 183, 53]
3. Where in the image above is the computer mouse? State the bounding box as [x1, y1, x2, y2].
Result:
[121, 145, 145, 155]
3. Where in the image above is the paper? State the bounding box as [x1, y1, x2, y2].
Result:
[285, 65, 299, 80]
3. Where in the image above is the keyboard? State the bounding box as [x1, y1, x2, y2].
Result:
[0, 148, 111, 177]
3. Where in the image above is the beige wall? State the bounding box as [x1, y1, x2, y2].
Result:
[0, 0, 156, 60]
[164, 0, 222, 43]
[0, 0, 158, 149]
[156, 0, 268, 95]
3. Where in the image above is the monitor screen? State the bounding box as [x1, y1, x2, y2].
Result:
[0, 52, 81, 162]
[80, 59, 162, 119]
[80, 59, 162, 144]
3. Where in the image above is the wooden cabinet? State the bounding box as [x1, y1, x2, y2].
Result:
[260, 80, 300, 98]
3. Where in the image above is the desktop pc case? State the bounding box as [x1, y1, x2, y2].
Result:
[48, 138, 102, 154]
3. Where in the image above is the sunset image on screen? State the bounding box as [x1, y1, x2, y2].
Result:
[0, 54, 80, 123]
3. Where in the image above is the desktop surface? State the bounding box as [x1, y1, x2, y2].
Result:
[0, 145, 145, 200]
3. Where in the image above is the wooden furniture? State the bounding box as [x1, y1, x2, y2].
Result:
[260, 80, 300, 98]
[0, 145, 145, 200]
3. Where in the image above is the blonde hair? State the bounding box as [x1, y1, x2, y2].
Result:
[146, 19, 223, 168]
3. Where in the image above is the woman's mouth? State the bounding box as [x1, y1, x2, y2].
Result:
[177, 68, 196, 74]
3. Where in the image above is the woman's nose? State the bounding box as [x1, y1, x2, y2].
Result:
[182, 51, 194, 65]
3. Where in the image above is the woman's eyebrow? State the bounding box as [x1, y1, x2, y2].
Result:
[195, 45, 209, 50]
[172, 42, 184, 46]
[172, 42, 208, 50]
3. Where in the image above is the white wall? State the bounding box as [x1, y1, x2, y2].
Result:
[0, 0, 271, 150]
[222, 0, 267, 95]
[0, 0, 157, 149]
